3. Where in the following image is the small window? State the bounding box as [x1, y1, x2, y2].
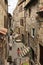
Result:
[18, 28, 20, 34]
[5, 0, 8, 4]
[29, 8, 31, 17]
[19, 6, 23, 12]
[22, 34, 25, 43]
[33, 28, 35, 36]
[4, 16, 8, 28]
[20, 19, 23, 26]
[31, 28, 35, 38]
[40, 44, 43, 65]
[9, 46, 12, 50]
[7, 56, 12, 63]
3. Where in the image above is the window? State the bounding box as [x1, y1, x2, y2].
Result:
[20, 19, 23, 26]
[7, 56, 12, 63]
[5, 0, 8, 4]
[29, 8, 31, 17]
[4, 16, 8, 28]
[9, 46, 12, 50]
[22, 34, 25, 43]
[40, 45, 43, 65]
[31, 28, 35, 38]
[18, 28, 20, 34]
[30, 48, 34, 61]
[19, 6, 23, 12]
[32, 49, 34, 61]
[33, 28, 35, 36]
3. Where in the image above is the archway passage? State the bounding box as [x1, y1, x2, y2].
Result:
[40, 44, 43, 65]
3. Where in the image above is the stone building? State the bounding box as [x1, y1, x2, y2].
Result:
[18, 0, 26, 43]
[24, 0, 43, 65]
[8, 13, 12, 42]
[36, 0, 43, 65]
[13, 0, 27, 44]
[0, 0, 8, 65]
[0, 0, 8, 29]
[13, 0, 43, 65]
[13, 5, 20, 34]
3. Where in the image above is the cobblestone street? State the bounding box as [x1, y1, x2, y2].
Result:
[8, 39, 29, 65]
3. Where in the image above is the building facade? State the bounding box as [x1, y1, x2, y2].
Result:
[0, 0, 8, 29]
[13, 0, 27, 44]
[24, 0, 43, 65]
[18, 0, 26, 43]
[13, 0, 43, 65]
[0, 0, 8, 65]
[13, 5, 20, 34]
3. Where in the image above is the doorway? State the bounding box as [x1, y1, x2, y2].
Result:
[39, 44, 43, 65]
[22, 34, 25, 43]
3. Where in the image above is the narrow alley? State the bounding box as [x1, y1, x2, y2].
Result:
[0, 0, 43, 65]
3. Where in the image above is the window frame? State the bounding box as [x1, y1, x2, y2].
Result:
[20, 19, 24, 26]
[31, 28, 35, 38]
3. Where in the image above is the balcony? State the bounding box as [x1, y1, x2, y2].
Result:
[24, 0, 38, 8]
[37, 5, 43, 17]
[37, 11, 43, 17]
[18, 0, 26, 5]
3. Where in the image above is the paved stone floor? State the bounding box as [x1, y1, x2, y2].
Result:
[9, 41, 24, 65]
[8, 39, 29, 65]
